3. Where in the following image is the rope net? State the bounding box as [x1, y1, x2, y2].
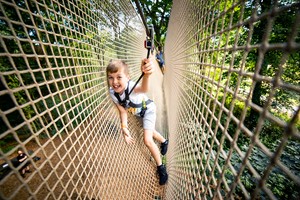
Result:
[164, 0, 299, 199]
[0, 0, 299, 200]
[0, 0, 165, 199]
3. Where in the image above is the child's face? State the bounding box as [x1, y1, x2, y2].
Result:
[108, 67, 129, 94]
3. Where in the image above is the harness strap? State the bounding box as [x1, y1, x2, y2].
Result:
[114, 87, 129, 108]
[114, 86, 152, 108]
[128, 99, 152, 108]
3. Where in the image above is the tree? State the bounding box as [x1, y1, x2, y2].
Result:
[133, 0, 172, 47]
[246, 0, 300, 128]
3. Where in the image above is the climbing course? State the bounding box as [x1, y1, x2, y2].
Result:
[0, 0, 299, 199]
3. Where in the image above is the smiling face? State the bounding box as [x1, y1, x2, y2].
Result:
[107, 60, 130, 94]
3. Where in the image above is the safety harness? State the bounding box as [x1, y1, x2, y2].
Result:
[114, 85, 152, 117]
[114, 25, 154, 118]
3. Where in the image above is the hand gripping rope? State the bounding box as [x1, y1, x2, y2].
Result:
[114, 25, 154, 116]
[128, 25, 154, 96]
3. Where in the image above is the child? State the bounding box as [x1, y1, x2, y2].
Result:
[106, 58, 169, 185]
[17, 149, 31, 177]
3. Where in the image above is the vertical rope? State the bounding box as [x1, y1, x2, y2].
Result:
[133, 0, 150, 36]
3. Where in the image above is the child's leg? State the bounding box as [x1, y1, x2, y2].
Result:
[153, 130, 166, 143]
[144, 129, 162, 166]
[144, 129, 169, 185]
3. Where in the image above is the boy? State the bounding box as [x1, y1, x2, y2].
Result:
[106, 58, 168, 185]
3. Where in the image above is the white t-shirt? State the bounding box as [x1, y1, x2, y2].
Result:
[109, 80, 156, 129]
[109, 81, 150, 112]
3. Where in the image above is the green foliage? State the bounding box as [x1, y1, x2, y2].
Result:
[213, 1, 300, 197]
[209, 143, 300, 199]
[0, 0, 113, 150]
[135, 0, 172, 47]
[248, 145, 300, 199]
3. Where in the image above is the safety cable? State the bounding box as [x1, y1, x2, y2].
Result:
[129, 0, 154, 95]
[133, 0, 150, 36]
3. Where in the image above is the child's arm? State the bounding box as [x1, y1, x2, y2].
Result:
[19, 154, 28, 162]
[115, 103, 135, 144]
[134, 58, 154, 94]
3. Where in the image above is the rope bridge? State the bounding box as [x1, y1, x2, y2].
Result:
[0, 0, 299, 199]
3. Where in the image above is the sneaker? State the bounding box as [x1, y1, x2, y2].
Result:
[160, 140, 168, 155]
[157, 164, 168, 185]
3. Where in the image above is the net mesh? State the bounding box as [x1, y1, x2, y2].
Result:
[0, 0, 165, 199]
[0, 0, 299, 199]
[164, 0, 300, 199]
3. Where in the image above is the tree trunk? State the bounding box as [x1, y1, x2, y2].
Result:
[247, 0, 272, 130]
